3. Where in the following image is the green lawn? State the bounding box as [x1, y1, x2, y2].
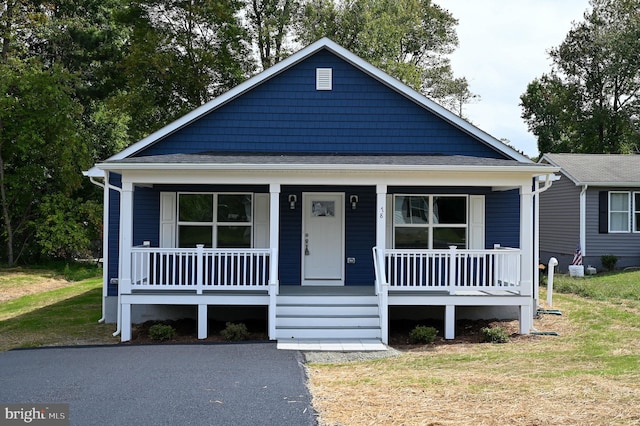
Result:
[0, 274, 117, 351]
[309, 271, 640, 425]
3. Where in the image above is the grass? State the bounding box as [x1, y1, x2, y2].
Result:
[308, 271, 640, 425]
[0, 269, 117, 351]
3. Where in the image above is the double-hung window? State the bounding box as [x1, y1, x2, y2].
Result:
[609, 192, 631, 233]
[393, 195, 467, 249]
[635, 193, 640, 233]
[177, 193, 252, 248]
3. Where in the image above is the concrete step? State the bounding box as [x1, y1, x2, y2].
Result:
[275, 327, 382, 340]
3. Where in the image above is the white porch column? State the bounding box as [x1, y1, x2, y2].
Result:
[520, 184, 534, 334]
[268, 184, 280, 340]
[119, 181, 134, 342]
[100, 172, 110, 323]
[376, 184, 387, 250]
[376, 184, 389, 344]
[445, 305, 455, 339]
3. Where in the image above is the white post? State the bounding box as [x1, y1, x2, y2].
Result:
[376, 185, 388, 344]
[448, 246, 457, 295]
[445, 305, 455, 339]
[100, 172, 110, 323]
[118, 182, 134, 342]
[196, 244, 204, 295]
[376, 184, 387, 250]
[268, 184, 280, 340]
[198, 304, 208, 339]
[520, 185, 534, 298]
[547, 257, 558, 307]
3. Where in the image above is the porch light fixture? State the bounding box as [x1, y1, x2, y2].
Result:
[288, 194, 297, 210]
[350, 195, 359, 210]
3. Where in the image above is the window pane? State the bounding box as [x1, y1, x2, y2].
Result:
[395, 227, 429, 249]
[217, 226, 251, 248]
[179, 194, 213, 222]
[610, 193, 629, 211]
[433, 228, 466, 249]
[394, 196, 429, 224]
[179, 226, 213, 248]
[610, 212, 629, 232]
[433, 197, 466, 224]
[635, 213, 640, 232]
[218, 194, 252, 222]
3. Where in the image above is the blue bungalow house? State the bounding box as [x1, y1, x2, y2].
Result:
[85, 38, 557, 347]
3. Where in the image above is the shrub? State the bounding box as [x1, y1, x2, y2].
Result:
[601, 254, 618, 272]
[409, 325, 438, 344]
[148, 324, 176, 341]
[221, 322, 250, 341]
[481, 326, 510, 343]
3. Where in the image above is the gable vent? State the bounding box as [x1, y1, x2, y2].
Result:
[316, 68, 332, 90]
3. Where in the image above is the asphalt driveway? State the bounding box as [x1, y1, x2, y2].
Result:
[0, 343, 316, 426]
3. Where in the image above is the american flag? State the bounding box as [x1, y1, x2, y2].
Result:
[571, 243, 583, 266]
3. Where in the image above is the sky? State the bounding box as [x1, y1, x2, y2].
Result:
[442, 0, 591, 158]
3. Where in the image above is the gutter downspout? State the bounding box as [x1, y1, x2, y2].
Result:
[88, 173, 122, 337]
[580, 185, 588, 258]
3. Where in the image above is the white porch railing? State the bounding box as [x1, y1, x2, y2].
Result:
[374, 246, 522, 294]
[131, 245, 271, 293]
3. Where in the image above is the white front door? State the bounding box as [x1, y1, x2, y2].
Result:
[302, 193, 345, 286]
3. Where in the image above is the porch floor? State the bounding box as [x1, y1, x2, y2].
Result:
[277, 339, 388, 351]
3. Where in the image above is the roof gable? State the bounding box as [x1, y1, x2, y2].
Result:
[87, 38, 531, 176]
[540, 153, 640, 186]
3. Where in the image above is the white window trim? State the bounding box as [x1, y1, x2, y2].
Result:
[177, 192, 254, 248]
[608, 191, 631, 233]
[634, 192, 640, 233]
[392, 194, 468, 249]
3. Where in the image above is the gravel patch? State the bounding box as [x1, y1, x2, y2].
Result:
[303, 347, 402, 363]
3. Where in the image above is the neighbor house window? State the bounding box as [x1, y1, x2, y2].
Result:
[393, 195, 467, 249]
[609, 192, 630, 233]
[178, 193, 252, 248]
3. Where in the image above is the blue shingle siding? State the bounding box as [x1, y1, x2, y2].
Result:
[485, 189, 520, 249]
[133, 187, 160, 247]
[136, 49, 507, 159]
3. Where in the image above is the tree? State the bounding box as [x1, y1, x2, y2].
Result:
[119, 0, 254, 140]
[297, 0, 475, 114]
[246, 0, 296, 70]
[0, 59, 88, 266]
[521, 0, 640, 154]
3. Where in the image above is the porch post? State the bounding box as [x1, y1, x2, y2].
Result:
[376, 184, 389, 344]
[268, 184, 280, 340]
[198, 304, 208, 339]
[119, 181, 134, 342]
[376, 184, 387, 250]
[520, 184, 534, 334]
[445, 305, 455, 339]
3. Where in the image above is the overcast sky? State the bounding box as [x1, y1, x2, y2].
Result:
[442, 0, 591, 158]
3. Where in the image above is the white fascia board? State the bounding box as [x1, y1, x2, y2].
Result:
[99, 37, 531, 165]
[577, 182, 640, 187]
[83, 167, 105, 178]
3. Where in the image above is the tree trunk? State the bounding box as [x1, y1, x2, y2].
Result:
[0, 136, 14, 267]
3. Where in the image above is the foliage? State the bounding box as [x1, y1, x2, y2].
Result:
[148, 324, 176, 341]
[297, 0, 476, 116]
[408, 325, 438, 344]
[247, 0, 297, 70]
[521, 0, 640, 154]
[480, 326, 510, 343]
[220, 322, 250, 341]
[601, 254, 618, 271]
[34, 194, 102, 261]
